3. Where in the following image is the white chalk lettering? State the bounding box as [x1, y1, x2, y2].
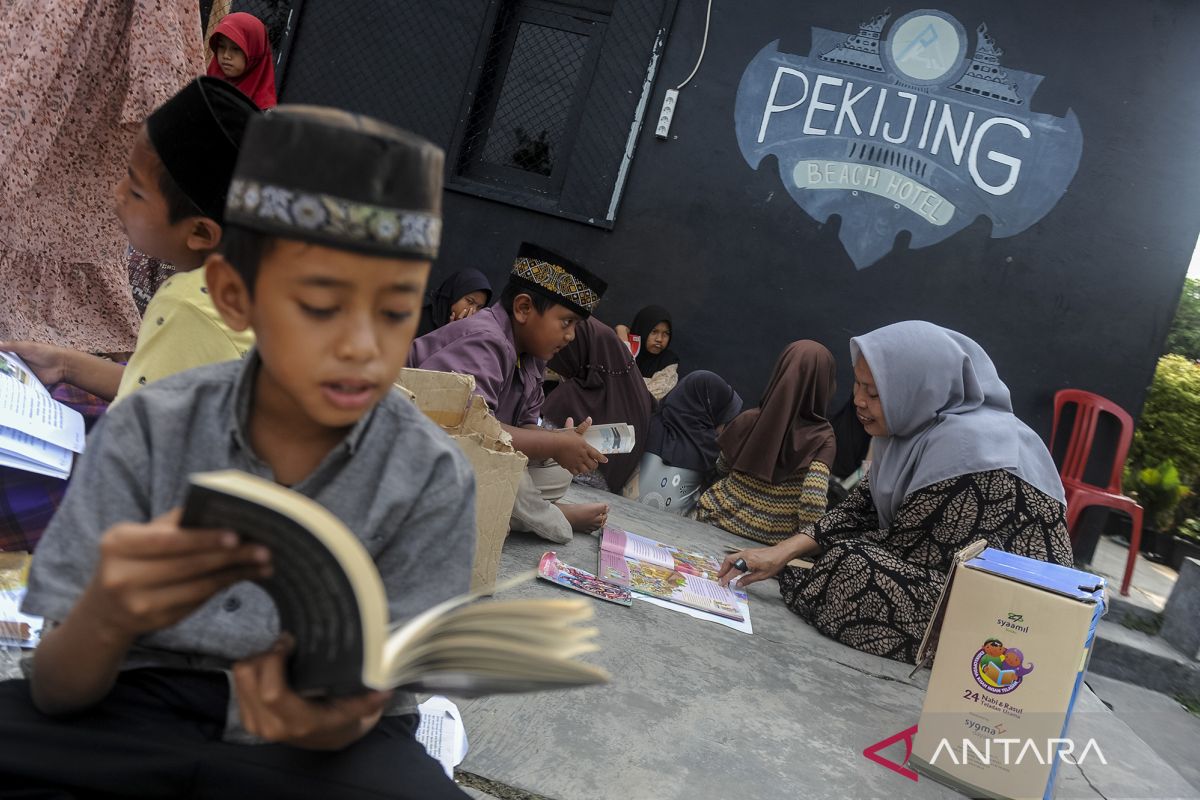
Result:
[916, 99, 938, 150]
[834, 81, 872, 136]
[868, 87, 887, 137]
[968, 116, 1030, 196]
[882, 91, 917, 144]
[931, 104, 975, 165]
[803, 74, 842, 135]
[758, 67, 809, 144]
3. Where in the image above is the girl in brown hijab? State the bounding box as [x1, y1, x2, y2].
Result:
[695, 340, 837, 544]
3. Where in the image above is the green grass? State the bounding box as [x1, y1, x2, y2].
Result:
[1175, 694, 1200, 717]
[1121, 613, 1164, 635]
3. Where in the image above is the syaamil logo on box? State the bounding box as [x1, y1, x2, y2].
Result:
[973, 637, 1033, 694]
[734, 8, 1083, 269]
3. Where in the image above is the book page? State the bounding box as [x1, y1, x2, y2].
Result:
[597, 550, 630, 587]
[0, 425, 72, 478]
[416, 695, 468, 779]
[0, 352, 85, 453]
[636, 584, 753, 634]
[600, 527, 673, 569]
[625, 560, 743, 621]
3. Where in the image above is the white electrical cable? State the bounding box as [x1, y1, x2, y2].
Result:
[675, 0, 713, 91]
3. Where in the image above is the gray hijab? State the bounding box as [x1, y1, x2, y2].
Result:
[851, 321, 1065, 528]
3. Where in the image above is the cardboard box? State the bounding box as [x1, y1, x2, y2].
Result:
[910, 548, 1107, 800]
[398, 368, 528, 594]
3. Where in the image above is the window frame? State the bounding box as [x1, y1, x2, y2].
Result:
[459, 3, 608, 196]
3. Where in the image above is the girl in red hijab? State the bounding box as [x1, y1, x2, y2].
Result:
[207, 12, 277, 109]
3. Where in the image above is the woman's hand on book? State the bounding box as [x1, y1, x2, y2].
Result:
[556, 417, 608, 475]
[81, 508, 272, 645]
[717, 534, 820, 588]
[234, 635, 393, 750]
[717, 544, 791, 588]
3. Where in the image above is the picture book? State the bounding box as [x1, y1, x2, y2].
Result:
[597, 527, 743, 621]
[538, 551, 632, 606]
[599, 527, 722, 581]
[0, 351, 86, 480]
[0, 552, 43, 648]
[181, 470, 610, 698]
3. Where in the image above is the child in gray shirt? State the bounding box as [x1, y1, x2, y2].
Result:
[3, 107, 475, 799]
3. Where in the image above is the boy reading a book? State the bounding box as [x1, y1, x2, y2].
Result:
[408, 242, 611, 543]
[0, 108, 475, 798]
[1, 76, 259, 402]
[0, 77, 258, 554]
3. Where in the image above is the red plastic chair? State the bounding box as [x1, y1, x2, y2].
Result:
[1050, 389, 1143, 596]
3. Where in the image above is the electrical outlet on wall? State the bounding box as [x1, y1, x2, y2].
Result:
[656, 89, 679, 139]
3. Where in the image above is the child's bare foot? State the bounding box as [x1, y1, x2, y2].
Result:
[557, 502, 608, 533]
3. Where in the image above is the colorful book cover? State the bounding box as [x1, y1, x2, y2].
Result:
[0, 552, 43, 649]
[538, 551, 632, 606]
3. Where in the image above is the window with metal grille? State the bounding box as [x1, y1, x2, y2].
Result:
[449, 0, 678, 228]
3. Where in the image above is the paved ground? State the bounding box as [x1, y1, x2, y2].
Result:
[453, 486, 1199, 800]
[1084, 673, 1200, 793]
[1088, 535, 1178, 611]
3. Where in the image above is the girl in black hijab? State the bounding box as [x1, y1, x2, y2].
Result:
[617, 305, 680, 400]
[416, 268, 493, 337]
[627, 371, 743, 515]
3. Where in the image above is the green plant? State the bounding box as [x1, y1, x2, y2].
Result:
[1125, 460, 1192, 530]
[1177, 518, 1200, 543]
[1120, 612, 1163, 635]
[1128, 355, 1200, 517]
[1164, 277, 1200, 361]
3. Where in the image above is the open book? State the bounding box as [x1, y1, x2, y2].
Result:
[0, 352, 86, 479]
[0, 552, 44, 648]
[597, 527, 743, 621]
[181, 470, 609, 697]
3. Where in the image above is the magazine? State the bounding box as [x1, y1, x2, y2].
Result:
[597, 528, 743, 621]
[0, 351, 86, 479]
[0, 552, 44, 648]
[538, 552, 632, 606]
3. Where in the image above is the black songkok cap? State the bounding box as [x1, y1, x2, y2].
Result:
[146, 77, 259, 222]
[507, 242, 607, 318]
[224, 106, 444, 259]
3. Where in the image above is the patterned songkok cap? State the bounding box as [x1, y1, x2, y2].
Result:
[225, 106, 444, 259]
[508, 242, 607, 318]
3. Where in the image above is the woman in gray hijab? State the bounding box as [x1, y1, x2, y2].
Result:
[717, 321, 1073, 664]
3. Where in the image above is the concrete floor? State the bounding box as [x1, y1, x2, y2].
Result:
[1087, 535, 1179, 611]
[1084, 673, 1200, 794]
[453, 485, 1199, 800]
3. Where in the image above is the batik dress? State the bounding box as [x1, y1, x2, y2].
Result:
[779, 469, 1074, 664]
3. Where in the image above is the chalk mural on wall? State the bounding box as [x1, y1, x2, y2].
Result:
[734, 8, 1083, 269]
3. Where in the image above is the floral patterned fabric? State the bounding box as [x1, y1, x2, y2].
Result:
[779, 469, 1074, 664]
[0, 0, 202, 353]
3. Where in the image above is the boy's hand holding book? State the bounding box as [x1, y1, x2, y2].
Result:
[0, 340, 72, 386]
[233, 634, 393, 751]
[554, 417, 608, 475]
[81, 508, 272, 644]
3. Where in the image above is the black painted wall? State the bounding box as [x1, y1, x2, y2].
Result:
[281, 0, 1200, 437]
